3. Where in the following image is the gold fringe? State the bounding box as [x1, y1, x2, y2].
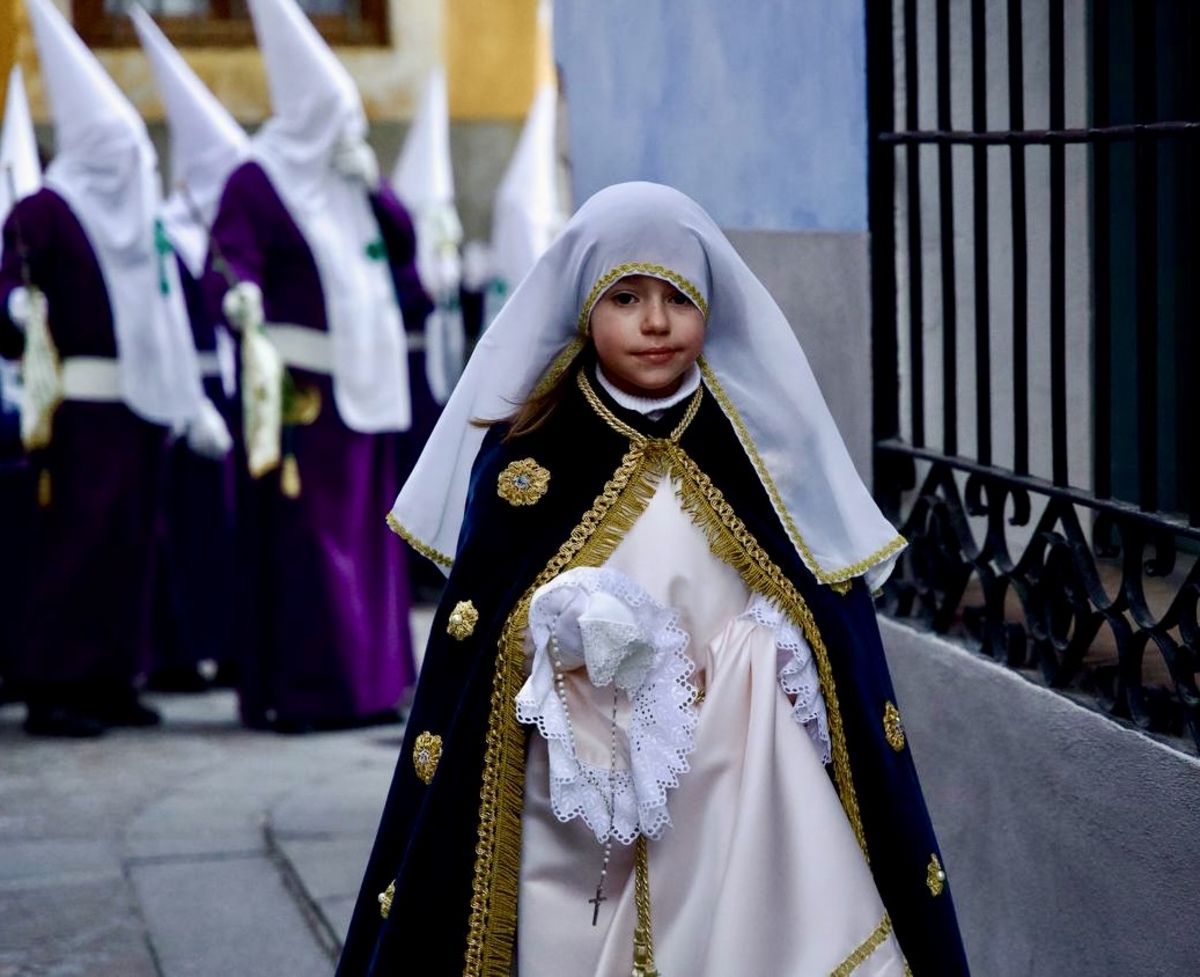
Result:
[36, 468, 51, 509]
[384, 511, 454, 569]
[667, 445, 868, 857]
[698, 360, 907, 586]
[280, 454, 301, 499]
[466, 445, 665, 975]
[830, 912, 895, 976]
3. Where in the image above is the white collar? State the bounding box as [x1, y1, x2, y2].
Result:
[595, 363, 701, 417]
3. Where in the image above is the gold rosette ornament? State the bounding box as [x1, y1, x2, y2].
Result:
[446, 600, 478, 640]
[412, 731, 443, 784]
[883, 701, 906, 752]
[497, 458, 550, 506]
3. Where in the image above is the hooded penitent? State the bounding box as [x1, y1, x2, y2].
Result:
[490, 82, 564, 298]
[130, 4, 248, 280]
[246, 0, 411, 433]
[391, 66, 464, 404]
[0, 65, 42, 241]
[23, 0, 202, 426]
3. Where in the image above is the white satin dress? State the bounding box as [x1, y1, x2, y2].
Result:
[516, 474, 908, 976]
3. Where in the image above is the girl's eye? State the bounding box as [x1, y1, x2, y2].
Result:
[668, 291, 691, 306]
[612, 292, 637, 305]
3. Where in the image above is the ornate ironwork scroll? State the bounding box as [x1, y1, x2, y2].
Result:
[880, 456, 1200, 753]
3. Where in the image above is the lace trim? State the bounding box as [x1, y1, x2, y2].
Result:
[517, 567, 698, 845]
[740, 593, 832, 764]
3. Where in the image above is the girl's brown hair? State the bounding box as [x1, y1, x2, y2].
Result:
[471, 341, 595, 441]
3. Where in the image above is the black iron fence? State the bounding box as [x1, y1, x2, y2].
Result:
[868, 0, 1200, 751]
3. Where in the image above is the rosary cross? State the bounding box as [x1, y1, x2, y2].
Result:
[589, 884, 607, 926]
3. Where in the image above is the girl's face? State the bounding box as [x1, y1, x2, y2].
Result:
[588, 274, 706, 398]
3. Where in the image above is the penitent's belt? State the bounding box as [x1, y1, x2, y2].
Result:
[59, 356, 122, 402]
[263, 324, 333, 374]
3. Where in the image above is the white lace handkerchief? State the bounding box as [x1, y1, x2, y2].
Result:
[516, 566, 697, 845]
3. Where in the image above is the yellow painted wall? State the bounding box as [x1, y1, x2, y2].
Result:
[4, 0, 547, 125]
[446, 0, 547, 120]
[0, 0, 16, 107]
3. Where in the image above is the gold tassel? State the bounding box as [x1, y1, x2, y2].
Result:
[280, 453, 301, 498]
[630, 835, 658, 977]
[36, 468, 52, 509]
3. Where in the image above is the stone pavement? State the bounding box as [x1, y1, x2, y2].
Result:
[0, 609, 433, 977]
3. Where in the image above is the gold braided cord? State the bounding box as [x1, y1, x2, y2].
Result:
[385, 511, 454, 569]
[630, 835, 659, 977]
[697, 360, 907, 586]
[576, 262, 709, 332]
[465, 444, 666, 975]
[575, 369, 703, 446]
[830, 913, 895, 976]
[666, 445, 867, 855]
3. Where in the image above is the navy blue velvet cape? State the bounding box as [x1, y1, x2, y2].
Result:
[337, 367, 970, 976]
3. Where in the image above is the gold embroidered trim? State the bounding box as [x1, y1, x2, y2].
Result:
[831, 579, 853, 596]
[904, 966, 914, 977]
[447, 600, 479, 640]
[377, 880, 395, 919]
[576, 261, 709, 332]
[385, 511, 454, 569]
[576, 368, 702, 445]
[831, 912, 894, 976]
[467, 444, 664, 975]
[927, 853, 946, 896]
[412, 731, 443, 784]
[497, 458, 550, 506]
[666, 447, 867, 856]
[697, 359, 907, 585]
[528, 337, 586, 400]
[883, 701, 906, 752]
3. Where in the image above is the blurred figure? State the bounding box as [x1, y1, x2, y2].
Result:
[0, 0, 207, 737]
[131, 6, 239, 693]
[389, 65, 461, 602]
[486, 82, 565, 328]
[0, 64, 41, 703]
[207, 0, 429, 732]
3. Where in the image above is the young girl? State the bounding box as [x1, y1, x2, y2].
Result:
[337, 182, 970, 976]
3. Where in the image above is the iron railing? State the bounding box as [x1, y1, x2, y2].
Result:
[868, 0, 1200, 752]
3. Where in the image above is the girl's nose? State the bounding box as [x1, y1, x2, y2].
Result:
[642, 299, 669, 332]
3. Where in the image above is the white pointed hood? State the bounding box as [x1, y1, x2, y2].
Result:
[246, 0, 410, 433]
[391, 65, 463, 283]
[25, 0, 202, 425]
[491, 83, 564, 294]
[130, 4, 247, 278]
[0, 66, 42, 241]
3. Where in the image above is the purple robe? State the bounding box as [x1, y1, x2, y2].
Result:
[0, 189, 166, 704]
[205, 161, 419, 728]
[150, 255, 237, 679]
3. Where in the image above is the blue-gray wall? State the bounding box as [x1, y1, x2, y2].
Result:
[553, 0, 868, 231]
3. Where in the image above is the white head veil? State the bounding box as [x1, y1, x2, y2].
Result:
[391, 181, 904, 590]
[25, 0, 202, 425]
[0, 65, 42, 247]
[130, 5, 248, 280]
[246, 0, 410, 433]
